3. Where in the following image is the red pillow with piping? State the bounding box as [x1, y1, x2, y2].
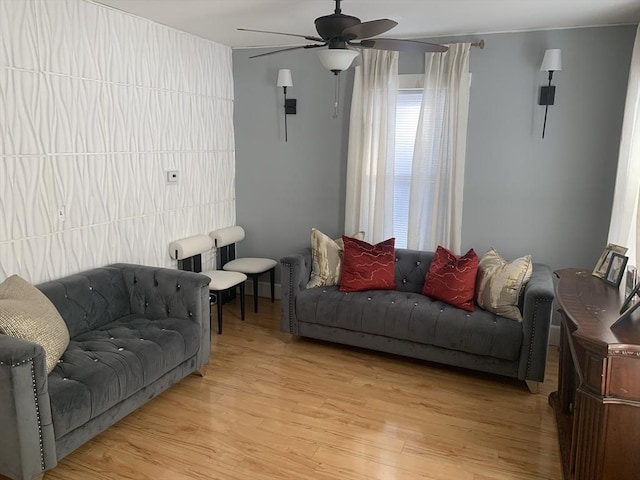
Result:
[422, 246, 479, 312]
[340, 237, 395, 292]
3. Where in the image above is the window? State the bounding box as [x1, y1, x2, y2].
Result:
[392, 74, 448, 250]
[393, 88, 422, 249]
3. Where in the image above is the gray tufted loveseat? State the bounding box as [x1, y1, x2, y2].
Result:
[0, 263, 211, 480]
[280, 248, 555, 391]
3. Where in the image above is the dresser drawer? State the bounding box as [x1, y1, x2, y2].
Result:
[574, 341, 607, 395]
[584, 352, 607, 394]
[607, 356, 640, 401]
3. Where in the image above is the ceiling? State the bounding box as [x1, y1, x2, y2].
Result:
[93, 0, 640, 49]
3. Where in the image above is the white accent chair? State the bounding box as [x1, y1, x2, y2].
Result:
[169, 234, 246, 334]
[210, 226, 278, 313]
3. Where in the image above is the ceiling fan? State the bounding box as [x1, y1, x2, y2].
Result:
[239, 0, 448, 74]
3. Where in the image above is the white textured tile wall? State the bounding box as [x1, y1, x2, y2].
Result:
[0, 0, 235, 283]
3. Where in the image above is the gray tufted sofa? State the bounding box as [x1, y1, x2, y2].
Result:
[281, 248, 555, 390]
[0, 263, 211, 480]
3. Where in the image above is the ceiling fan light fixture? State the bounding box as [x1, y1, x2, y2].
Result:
[317, 49, 359, 74]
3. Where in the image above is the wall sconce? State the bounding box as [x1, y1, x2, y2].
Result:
[276, 69, 296, 142]
[538, 48, 562, 139]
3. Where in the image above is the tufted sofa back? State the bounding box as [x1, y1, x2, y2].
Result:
[38, 267, 131, 339]
[394, 249, 434, 293]
[296, 247, 434, 294]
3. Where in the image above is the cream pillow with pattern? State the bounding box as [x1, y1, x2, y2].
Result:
[475, 248, 533, 322]
[307, 228, 365, 288]
[0, 275, 70, 373]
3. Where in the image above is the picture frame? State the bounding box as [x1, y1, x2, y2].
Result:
[625, 265, 637, 297]
[593, 243, 628, 279]
[612, 282, 640, 330]
[604, 253, 628, 288]
[620, 280, 640, 315]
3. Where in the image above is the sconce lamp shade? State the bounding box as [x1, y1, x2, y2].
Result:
[317, 49, 359, 72]
[277, 69, 293, 87]
[540, 49, 562, 72]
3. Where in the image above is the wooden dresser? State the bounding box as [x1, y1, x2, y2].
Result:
[551, 269, 640, 480]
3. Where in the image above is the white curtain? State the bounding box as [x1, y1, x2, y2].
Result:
[344, 49, 399, 242]
[406, 43, 471, 253]
[608, 24, 640, 267]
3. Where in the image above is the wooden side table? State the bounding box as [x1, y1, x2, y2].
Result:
[551, 269, 640, 480]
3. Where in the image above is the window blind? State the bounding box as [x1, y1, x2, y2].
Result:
[393, 90, 423, 248]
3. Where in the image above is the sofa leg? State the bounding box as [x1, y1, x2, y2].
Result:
[525, 380, 540, 394]
[193, 368, 206, 378]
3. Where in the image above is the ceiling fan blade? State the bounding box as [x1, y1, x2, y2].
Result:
[249, 43, 326, 59]
[357, 38, 448, 53]
[342, 19, 397, 40]
[238, 28, 324, 44]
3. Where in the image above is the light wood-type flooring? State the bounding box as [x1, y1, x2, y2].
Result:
[18, 297, 562, 479]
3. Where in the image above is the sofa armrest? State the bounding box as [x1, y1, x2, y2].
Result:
[0, 335, 57, 480]
[518, 263, 555, 382]
[280, 249, 312, 335]
[112, 263, 212, 369]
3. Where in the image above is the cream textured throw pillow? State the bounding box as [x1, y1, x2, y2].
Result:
[307, 228, 365, 288]
[475, 248, 533, 322]
[0, 275, 70, 373]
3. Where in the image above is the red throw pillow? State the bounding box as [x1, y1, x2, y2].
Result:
[422, 246, 479, 312]
[340, 237, 396, 292]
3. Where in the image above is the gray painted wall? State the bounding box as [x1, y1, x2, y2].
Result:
[462, 27, 634, 271]
[233, 25, 636, 285]
[233, 49, 353, 283]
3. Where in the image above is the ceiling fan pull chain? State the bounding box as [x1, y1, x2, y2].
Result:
[333, 73, 340, 119]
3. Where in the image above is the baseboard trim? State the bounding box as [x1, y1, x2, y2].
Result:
[246, 279, 282, 300]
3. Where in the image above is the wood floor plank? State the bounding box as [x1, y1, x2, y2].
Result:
[259, 417, 407, 454]
[2, 297, 562, 479]
[312, 444, 474, 480]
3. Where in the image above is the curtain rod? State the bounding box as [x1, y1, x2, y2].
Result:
[471, 40, 485, 49]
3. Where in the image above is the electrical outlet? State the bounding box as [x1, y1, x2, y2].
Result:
[58, 205, 65, 222]
[166, 170, 179, 185]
